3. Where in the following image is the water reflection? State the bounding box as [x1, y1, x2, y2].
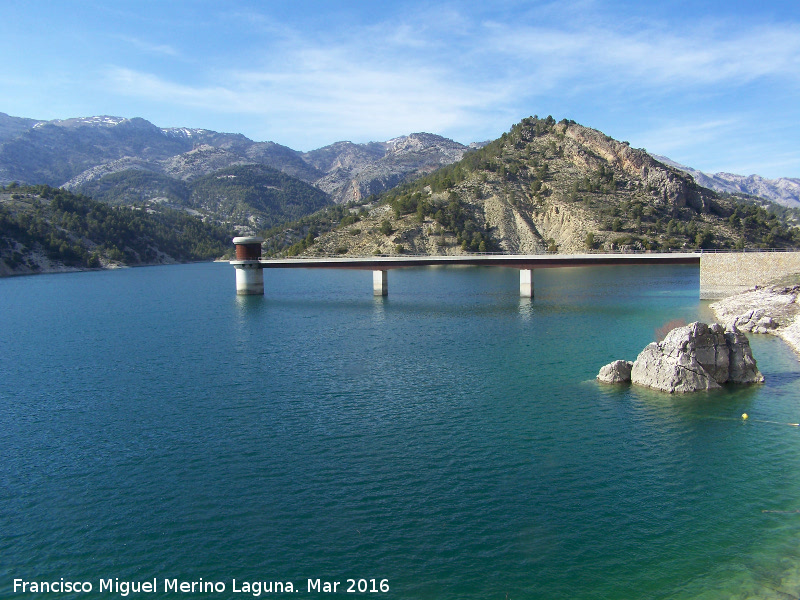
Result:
[518, 296, 533, 320]
[234, 293, 266, 313]
[372, 294, 387, 324]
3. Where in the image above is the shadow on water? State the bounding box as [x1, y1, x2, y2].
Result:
[763, 370, 800, 388]
[590, 377, 768, 434]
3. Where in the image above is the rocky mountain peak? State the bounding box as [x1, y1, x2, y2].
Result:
[42, 115, 129, 129]
[564, 123, 709, 212]
[288, 115, 794, 259]
[385, 132, 466, 155]
[160, 145, 253, 181]
[163, 127, 211, 138]
[302, 141, 387, 173]
[301, 133, 471, 203]
[651, 155, 800, 208]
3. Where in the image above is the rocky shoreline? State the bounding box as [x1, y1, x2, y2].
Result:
[710, 285, 800, 357]
[0, 257, 220, 278]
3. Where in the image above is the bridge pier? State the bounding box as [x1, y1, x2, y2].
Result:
[373, 270, 388, 296]
[234, 262, 264, 295]
[520, 269, 533, 298]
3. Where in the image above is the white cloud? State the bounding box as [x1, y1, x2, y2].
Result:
[633, 118, 742, 154]
[476, 20, 800, 93]
[101, 4, 800, 159]
[105, 55, 508, 147]
[729, 153, 800, 179]
[116, 35, 180, 58]
[628, 117, 800, 179]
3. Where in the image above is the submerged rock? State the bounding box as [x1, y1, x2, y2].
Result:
[598, 321, 764, 393]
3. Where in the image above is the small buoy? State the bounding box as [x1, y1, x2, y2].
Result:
[742, 413, 749, 420]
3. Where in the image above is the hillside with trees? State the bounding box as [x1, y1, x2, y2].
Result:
[261, 117, 800, 257]
[0, 115, 473, 220]
[75, 163, 333, 233]
[2, 113, 798, 270]
[0, 184, 234, 276]
[187, 165, 331, 230]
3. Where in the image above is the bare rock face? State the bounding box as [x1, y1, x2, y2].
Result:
[160, 145, 253, 181]
[303, 133, 470, 203]
[597, 360, 633, 383]
[711, 286, 800, 324]
[724, 309, 779, 334]
[598, 322, 763, 393]
[653, 156, 800, 209]
[725, 328, 764, 384]
[564, 124, 711, 212]
[62, 157, 158, 189]
[631, 340, 720, 392]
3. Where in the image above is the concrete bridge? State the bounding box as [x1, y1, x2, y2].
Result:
[231, 236, 701, 297]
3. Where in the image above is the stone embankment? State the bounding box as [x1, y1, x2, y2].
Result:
[598, 321, 763, 393]
[710, 285, 800, 356]
[700, 252, 800, 299]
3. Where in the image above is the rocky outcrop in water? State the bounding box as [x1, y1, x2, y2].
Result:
[597, 360, 633, 384]
[598, 322, 763, 393]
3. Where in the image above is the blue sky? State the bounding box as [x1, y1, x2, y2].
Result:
[2, 0, 799, 178]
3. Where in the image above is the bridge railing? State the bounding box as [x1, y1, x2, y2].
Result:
[697, 248, 800, 253]
[261, 248, 709, 260]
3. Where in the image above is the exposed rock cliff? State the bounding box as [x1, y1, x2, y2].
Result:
[567, 128, 708, 212]
[305, 133, 471, 204]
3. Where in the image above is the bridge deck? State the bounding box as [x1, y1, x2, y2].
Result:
[231, 252, 701, 270]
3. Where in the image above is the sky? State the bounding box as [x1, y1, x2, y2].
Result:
[1, 0, 799, 178]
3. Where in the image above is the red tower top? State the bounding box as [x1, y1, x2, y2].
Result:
[232, 236, 264, 260]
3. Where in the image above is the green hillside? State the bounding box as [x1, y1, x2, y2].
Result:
[0, 184, 233, 275]
[188, 164, 331, 229]
[76, 169, 191, 205]
[74, 163, 333, 232]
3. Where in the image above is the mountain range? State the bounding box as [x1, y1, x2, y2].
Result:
[1, 111, 799, 276]
[651, 155, 800, 208]
[0, 113, 479, 233]
[1, 111, 796, 228]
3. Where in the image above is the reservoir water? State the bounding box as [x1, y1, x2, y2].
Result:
[2, 262, 800, 599]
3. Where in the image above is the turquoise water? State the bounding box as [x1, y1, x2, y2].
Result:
[2, 263, 800, 599]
